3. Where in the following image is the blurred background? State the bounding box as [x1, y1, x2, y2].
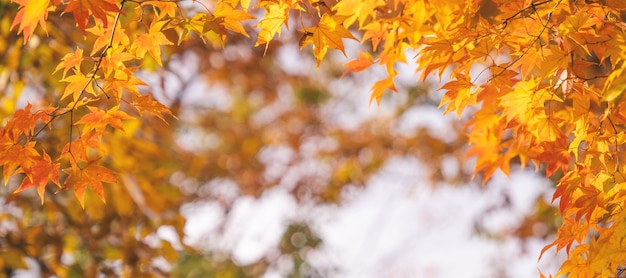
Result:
[0, 0, 565, 277]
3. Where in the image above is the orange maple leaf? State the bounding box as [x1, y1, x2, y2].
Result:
[3, 103, 52, 141]
[539, 215, 589, 261]
[439, 74, 476, 117]
[60, 131, 103, 165]
[60, 160, 117, 208]
[0, 141, 40, 185]
[369, 75, 397, 106]
[341, 51, 375, 78]
[10, 0, 56, 43]
[14, 152, 61, 204]
[535, 140, 570, 177]
[75, 106, 133, 133]
[131, 94, 176, 122]
[62, 0, 120, 33]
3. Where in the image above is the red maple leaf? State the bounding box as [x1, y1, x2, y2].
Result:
[63, 0, 120, 33]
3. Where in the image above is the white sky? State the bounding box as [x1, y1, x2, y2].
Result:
[179, 159, 564, 277]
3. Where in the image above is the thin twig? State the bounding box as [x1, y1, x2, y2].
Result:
[66, 0, 127, 154]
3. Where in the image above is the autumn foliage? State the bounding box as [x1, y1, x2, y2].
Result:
[4, 0, 626, 276]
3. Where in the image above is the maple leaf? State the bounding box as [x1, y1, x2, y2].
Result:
[601, 71, 626, 103]
[514, 44, 544, 78]
[362, 21, 387, 52]
[60, 160, 117, 208]
[61, 70, 97, 101]
[75, 106, 133, 133]
[214, 2, 256, 37]
[14, 152, 60, 204]
[254, 2, 289, 49]
[54, 47, 84, 79]
[0, 141, 40, 185]
[539, 215, 589, 260]
[531, 113, 564, 142]
[341, 51, 375, 78]
[102, 73, 147, 100]
[439, 74, 476, 117]
[203, 13, 228, 45]
[141, 1, 177, 20]
[332, 0, 379, 28]
[539, 45, 569, 78]
[499, 81, 562, 127]
[132, 20, 174, 66]
[573, 184, 605, 221]
[300, 14, 357, 67]
[60, 131, 103, 165]
[3, 103, 52, 141]
[369, 75, 397, 106]
[87, 16, 131, 55]
[131, 94, 176, 122]
[62, 0, 120, 33]
[10, 0, 56, 43]
[535, 139, 570, 177]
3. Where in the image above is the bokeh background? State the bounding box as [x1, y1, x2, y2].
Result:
[0, 1, 565, 277]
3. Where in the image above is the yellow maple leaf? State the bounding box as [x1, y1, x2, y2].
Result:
[87, 17, 131, 55]
[254, 2, 289, 49]
[214, 2, 256, 37]
[61, 70, 97, 101]
[132, 20, 173, 66]
[10, 0, 55, 43]
[141, 1, 177, 20]
[531, 113, 565, 142]
[300, 14, 357, 67]
[601, 69, 626, 103]
[332, 0, 380, 28]
[54, 47, 84, 79]
[499, 80, 562, 125]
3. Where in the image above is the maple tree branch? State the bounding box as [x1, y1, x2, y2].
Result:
[606, 116, 620, 175]
[65, 0, 127, 154]
[573, 74, 609, 81]
[487, 0, 565, 84]
[70, 0, 125, 112]
[31, 108, 73, 140]
[94, 82, 111, 100]
[488, 8, 554, 83]
[499, 0, 553, 27]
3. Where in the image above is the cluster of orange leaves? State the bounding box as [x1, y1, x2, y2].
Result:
[8, 0, 626, 275]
